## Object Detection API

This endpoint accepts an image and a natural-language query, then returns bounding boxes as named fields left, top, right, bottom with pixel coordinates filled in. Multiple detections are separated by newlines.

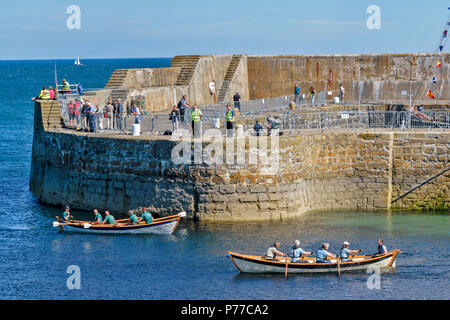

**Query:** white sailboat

left=74, top=56, right=83, bottom=66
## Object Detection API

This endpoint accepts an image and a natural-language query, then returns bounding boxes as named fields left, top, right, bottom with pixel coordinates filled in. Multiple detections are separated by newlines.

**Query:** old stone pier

left=30, top=53, right=449, bottom=220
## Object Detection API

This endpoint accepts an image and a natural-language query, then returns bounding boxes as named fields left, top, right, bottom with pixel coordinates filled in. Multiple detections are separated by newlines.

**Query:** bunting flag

left=436, top=60, right=442, bottom=67
left=427, top=89, right=435, bottom=99
left=432, top=75, right=437, bottom=83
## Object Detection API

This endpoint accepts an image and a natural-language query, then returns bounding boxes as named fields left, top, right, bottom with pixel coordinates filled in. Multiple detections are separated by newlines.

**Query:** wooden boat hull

left=227, top=250, right=399, bottom=274
left=55, top=213, right=183, bottom=235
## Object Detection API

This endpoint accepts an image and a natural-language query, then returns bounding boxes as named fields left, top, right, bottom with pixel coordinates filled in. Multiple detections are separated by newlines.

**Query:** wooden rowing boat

left=227, top=250, right=400, bottom=274
left=53, top=212, right=186, bottom=235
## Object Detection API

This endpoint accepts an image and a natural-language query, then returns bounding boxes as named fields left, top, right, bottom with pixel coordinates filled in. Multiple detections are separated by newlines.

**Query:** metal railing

left=59, top=107, right=450, bottom=134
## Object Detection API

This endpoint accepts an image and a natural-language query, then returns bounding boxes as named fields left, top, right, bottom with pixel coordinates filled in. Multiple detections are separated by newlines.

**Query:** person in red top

left=49, top=86, right=55, bottom=100
left=68, top=101, right=76, bottom=128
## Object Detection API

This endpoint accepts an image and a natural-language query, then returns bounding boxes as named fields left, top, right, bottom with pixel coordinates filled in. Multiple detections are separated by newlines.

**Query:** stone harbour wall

left=30, top=102, right=449, bottom=220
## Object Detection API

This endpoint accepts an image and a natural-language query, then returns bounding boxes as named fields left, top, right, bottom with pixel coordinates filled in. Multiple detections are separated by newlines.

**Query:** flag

left=432, top=75, right=437, bottom=83
left=427, top=89, right=435, bottom=99
left=436, top=60, right=442, bottom=68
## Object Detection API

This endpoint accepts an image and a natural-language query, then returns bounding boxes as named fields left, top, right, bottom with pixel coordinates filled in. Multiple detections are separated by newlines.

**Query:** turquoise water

left=0, top=59, right=448, bottom=299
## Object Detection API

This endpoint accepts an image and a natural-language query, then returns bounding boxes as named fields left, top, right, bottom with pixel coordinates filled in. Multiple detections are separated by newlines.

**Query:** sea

left=0, top=58, right=448, bottom=300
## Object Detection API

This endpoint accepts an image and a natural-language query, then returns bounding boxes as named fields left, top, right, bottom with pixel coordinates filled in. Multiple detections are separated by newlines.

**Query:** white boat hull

left=228, top=251, right=399, bottom=274
left=62, top=219, right=178, bottom=235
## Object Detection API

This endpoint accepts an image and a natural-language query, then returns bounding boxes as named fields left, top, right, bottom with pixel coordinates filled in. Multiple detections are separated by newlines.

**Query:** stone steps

left=105, top=69, right=129, bottom=88
left=217, top=55, right=242, bottom=102
left=171, top=55, right=201, bottom=86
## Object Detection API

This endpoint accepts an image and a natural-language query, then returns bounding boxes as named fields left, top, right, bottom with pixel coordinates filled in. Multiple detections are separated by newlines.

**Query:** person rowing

left=125, top=210, right=139, bottom=225
left=91, top=209, right=102, bottom=225
left=265, top=241, right=286, bottom=260
left=138, top=208, right=153, bottom=224
left=339, top=241, right=362, bottom=262
left=101, top=210, right=116, bottom=225
left=315, top=242, right=337, bottom=263
left=290, top=240, right=313, bottom=262
left=62, top=205, right=73, bottom=222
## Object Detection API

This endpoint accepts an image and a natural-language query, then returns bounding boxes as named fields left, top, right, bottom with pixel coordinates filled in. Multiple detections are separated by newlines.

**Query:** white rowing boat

left=227, top=250, right=399, bottom=274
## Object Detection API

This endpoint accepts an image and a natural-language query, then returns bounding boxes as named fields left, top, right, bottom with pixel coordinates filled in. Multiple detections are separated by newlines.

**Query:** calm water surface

left=0, top=59, right=448, bottom=299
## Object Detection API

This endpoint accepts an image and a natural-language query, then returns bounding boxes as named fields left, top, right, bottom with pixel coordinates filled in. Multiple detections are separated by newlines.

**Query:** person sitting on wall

left=91, top=209, right=103, bottom=225
left=315, top=242, right=337, bottom=263
left=412, top=105, right=432, bottom=122
left=32, top=86, right=51, bottom=100
left=265, top=241, right=287, bottom=260
left=61, top=79, right=71, bottom=93
left=138, top=209, right=153, bottom=224
left=101, top=210, right=116, bottom=225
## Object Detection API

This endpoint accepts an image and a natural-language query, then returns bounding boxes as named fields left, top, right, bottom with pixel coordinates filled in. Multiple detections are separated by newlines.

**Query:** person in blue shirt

left=290, top=240, right=313, bottom=262
left=62, top=205, right=72, bottom=222
left=91, top=209, right=102, bottom=225
left=177, top=95, right=191, bottom=122
left=340, top=241, right=362, bottom=262
left=316, top=242, right=337, bottom=263
left=138, top=209, right=153, bottom=224
left=125, top=210, right=139, bottom=225
left=294, top=83, right=301, bottom=104
left=254, top=121, right=263, bottom=136
left=375, top=238, right=388, bottom=256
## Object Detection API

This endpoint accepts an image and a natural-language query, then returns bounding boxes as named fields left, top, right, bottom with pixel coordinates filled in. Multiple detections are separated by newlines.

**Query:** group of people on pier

left=62, top=206, right=153, bottom=226
left=266, top=239, right=388, bottom=263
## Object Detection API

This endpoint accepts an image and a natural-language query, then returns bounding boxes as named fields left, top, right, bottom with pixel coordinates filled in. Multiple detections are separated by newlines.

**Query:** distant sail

left=75, top=56, right=81, bottom=65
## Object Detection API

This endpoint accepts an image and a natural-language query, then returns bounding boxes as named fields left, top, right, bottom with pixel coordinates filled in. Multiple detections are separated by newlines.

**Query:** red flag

left=436, top=60, right=442, bottom=68
left=426, top=89, right=435, bottom=99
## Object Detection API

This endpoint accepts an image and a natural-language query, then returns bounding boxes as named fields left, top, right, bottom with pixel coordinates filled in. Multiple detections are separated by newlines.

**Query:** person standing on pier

left=339, top=83, right=345, bottom=104
left=178, top=95, right=191, bottom=123
left=233, top=90, right=241, bottom=112
left=170, top=105, right=180, bottom=132
left=309, top=87, right=316, bottom=105
left=225, top=104, right=235, bottom=138
left=191, top=104, right=202, bottom=138
left=88, top=103, right=97, bottom=132
left=106, top=98, right=114, bottom=130
left=294, top=83, right=301, bottom=104
left=116, top=99, right=124, bottom=131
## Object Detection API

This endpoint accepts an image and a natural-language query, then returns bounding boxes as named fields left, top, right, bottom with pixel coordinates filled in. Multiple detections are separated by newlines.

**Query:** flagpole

left=54, top=63, right=58, bottom=98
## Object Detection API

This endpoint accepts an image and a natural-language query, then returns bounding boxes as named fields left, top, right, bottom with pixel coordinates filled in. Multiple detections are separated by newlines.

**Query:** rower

left=125, top=210, right=139, bottom=225
left=374, top=238, right=388, bottom=256
left=316, top=242, right=337, bottom=263
left=138, top=209, right=153, bottom=224
left=340, top=241, right=362, bottom=262
left=101, top=210, right=116, bottom=225
left=265, top=241, right=286, bottom=260
left=62, top=205, right=72, bottom=222
left=290, top=240, right=313, bottom=262
left=91, top=209, right=102, bottom=225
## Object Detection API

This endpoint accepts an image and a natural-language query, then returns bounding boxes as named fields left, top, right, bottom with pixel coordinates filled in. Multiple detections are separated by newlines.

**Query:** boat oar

left=285, top=257, right=289, bottom=280
left=337, top=257, right=341, bottom=279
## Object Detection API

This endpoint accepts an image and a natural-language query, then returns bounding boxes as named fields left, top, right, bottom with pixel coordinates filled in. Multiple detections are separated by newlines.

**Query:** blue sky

left=0, top=0, right=449, bottom=59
